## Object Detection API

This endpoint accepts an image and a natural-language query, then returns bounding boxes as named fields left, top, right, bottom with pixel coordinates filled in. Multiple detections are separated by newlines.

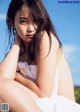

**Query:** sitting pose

left=0, top=0, right=80, bottom=112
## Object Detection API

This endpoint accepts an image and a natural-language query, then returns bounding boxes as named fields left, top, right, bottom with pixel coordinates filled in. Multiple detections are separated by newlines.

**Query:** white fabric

left=17, top=61, right=80, bottom=112
left=36, top=95, right=80, bottom=112
left=56, top=95, right=80, bottom=112
left=17, top=61, right=37, bottom=80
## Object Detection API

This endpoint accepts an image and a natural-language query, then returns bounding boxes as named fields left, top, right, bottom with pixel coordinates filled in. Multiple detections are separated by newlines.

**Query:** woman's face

left=14, top=5, right=38, bottom=43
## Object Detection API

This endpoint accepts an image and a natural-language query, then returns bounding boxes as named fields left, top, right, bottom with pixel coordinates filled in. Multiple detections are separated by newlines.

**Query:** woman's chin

left=24, top=39, right=32, bottom=43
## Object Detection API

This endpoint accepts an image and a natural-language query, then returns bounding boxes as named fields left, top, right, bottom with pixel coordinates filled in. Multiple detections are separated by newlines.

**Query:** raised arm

left=0, top=34, right=21, bottom=79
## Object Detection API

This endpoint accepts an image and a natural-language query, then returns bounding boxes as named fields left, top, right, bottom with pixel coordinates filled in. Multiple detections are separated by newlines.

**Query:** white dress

left=17, top=61, right=80, bottom=112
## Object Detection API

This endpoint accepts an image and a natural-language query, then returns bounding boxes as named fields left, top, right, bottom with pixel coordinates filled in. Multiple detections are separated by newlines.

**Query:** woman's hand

left=15, top=72, right=35, bottom=87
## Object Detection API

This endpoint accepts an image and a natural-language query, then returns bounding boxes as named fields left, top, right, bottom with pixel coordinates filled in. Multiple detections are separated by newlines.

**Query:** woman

left=0, top=0, right=80, bottom=112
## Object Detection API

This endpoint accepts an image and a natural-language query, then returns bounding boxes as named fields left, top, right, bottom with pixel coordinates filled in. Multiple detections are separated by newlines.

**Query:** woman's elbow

left=38, top=89, right=52, bottom=98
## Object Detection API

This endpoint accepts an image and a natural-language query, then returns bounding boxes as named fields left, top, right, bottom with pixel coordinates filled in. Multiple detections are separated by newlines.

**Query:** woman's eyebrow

left=20, top=17, right=28, bottom=19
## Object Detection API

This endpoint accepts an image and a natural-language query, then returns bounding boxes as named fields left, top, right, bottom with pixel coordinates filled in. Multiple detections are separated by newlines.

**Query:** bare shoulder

left=40, top=31, right=59, bottom=49
left=39, top=31, right=59, bottom=60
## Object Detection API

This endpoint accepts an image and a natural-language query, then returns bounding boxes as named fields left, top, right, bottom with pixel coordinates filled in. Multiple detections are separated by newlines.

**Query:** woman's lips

left=27, top=32, right=35, bottom=37
left=26, top=34, right=34, bottom=38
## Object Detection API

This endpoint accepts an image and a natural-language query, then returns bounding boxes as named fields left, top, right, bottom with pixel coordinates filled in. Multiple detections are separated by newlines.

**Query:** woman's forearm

left=0, top=44, right=20, bottom=79
left=15, top=73, right=43, bottom=97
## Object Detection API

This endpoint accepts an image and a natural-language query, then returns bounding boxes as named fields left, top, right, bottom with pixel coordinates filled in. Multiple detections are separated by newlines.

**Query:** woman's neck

left=23, top=41, right=30, bottom=51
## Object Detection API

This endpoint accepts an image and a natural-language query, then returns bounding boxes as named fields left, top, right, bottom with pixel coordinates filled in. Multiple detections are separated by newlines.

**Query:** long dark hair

left=6, top=0, right=62, bottom=63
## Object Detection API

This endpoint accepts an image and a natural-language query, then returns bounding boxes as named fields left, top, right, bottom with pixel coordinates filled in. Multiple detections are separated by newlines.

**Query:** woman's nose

left=27, top=25, right=34, bottom=32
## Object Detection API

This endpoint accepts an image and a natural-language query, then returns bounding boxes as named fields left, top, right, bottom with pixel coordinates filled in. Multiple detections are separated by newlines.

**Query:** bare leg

left=0, top=77, right=42, bottom=112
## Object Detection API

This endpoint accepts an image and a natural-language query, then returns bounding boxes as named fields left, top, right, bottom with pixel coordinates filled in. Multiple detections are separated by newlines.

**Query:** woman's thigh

left=0, top=77, right=41, bottom=112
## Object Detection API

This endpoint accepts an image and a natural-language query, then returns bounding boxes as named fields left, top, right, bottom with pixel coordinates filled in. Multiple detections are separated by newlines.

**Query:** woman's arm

left=15, top=72, right=42, bottom=96
left=35, top=31, right=59, bottom=97
left=15, top=31, right=59, bottom=98
left=0, top=34, right=20, bottom=79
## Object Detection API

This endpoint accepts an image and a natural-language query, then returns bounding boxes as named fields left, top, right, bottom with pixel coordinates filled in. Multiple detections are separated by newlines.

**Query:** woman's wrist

left=12, top=44, right=20, bottom=52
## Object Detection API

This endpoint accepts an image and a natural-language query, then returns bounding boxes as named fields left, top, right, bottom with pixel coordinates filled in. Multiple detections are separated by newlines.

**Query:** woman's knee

left=0, top=77, right=14, bottom=103
left=0, top=77, right=11, bottom=95
left=0, top=77, right=6, bottom=88
left=0, top=77, right=7, bottom=101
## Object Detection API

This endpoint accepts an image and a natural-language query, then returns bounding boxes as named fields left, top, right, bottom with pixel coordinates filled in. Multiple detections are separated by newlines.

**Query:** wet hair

left=6, top=0, right=62, bottom=63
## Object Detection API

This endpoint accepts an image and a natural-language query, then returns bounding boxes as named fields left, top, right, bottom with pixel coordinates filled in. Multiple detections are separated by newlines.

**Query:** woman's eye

left=20, top=19, right=27, bottom=24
